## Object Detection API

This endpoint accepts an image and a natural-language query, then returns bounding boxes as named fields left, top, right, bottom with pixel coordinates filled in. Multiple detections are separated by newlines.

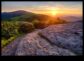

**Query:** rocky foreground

left=2, top=21, right=83, bottom=56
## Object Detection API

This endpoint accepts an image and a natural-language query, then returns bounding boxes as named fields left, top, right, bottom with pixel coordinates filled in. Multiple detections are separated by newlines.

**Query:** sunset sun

left=50, top=8, right=59, bottom=16
left=51, top=10, right=57, bottom=16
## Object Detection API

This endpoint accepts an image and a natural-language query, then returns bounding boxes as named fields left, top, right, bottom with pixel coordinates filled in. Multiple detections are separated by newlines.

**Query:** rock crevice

left=2, top=21, right=83, bottom=56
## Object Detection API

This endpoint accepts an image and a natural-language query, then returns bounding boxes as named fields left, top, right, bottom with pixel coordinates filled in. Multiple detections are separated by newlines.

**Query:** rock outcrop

left=2, top=21, right=83, bottom=56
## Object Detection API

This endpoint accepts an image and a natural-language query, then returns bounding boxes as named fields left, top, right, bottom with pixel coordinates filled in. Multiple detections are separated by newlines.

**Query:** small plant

left=32, top=20, right=46, bottom=29
left=19, top=22, right=35, bottom=33
left=1, top=21, right=20, bottom=48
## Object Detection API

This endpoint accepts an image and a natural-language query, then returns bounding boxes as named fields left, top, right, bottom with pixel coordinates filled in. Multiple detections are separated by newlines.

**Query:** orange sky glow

left=2, top=1, right=82, bottom=16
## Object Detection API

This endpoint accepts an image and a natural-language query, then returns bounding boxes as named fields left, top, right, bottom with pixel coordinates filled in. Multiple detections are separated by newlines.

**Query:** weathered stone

left=39, top=21, right=83, bottom=55
left=2, top=21, right=83, bottom=56
left=15, top=31, right=75, bottom=56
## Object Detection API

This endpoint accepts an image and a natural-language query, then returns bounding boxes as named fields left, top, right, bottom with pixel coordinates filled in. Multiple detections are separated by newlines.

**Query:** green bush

left=32, top=20, right=46, bottom=29
left=1, top=21, right=20, bottom=48
left=1, top=20, right=36, bottom=48
left=19, top=22, right=35, bottom=33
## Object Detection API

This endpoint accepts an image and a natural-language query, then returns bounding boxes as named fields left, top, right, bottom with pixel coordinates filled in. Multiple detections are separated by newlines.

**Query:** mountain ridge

left=2, top=10, right=82, bottom=22
left=1, top=10, right=35, bottom=20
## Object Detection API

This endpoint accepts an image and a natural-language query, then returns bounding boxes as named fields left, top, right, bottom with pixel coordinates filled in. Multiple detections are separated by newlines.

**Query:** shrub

left=1, top=21, right=20, bottom=48
left=54, top=17, right=67, bottom=24
left=32, top=20, right=46, bottom=29
left=19, top=22, right=35, bottom=33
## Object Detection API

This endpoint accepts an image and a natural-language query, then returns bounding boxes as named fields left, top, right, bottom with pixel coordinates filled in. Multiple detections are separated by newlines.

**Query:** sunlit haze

left=1, top=1, right=82, bottom=16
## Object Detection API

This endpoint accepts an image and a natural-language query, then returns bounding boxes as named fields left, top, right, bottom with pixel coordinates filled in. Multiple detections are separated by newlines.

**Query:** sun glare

left=50, top=8, right=58, bottom=16
left=51, top=10, right=57, bottom=16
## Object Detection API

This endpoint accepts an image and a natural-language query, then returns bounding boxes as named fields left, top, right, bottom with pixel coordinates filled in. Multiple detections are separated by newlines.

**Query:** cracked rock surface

left=2, top=21, right=83, bottom=56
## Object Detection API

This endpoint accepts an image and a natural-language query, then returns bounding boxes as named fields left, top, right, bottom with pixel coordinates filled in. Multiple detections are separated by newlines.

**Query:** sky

left=1, top=1, right=83, bottom=16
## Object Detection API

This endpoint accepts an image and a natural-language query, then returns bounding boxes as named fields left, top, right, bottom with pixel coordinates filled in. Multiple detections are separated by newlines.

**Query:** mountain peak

left=12, top=10, right=28, bottom=13
left=1, top=10, right=35, bottom=20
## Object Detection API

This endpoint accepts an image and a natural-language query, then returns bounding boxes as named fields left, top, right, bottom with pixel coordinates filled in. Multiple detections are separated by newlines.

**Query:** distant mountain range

left=1, top=10, right=82, bottom=22
left=1, top=10, right=52, bottom=22
left=59, top=15, right=82, bottom=22
left=1, top=10, right=35, bottom=20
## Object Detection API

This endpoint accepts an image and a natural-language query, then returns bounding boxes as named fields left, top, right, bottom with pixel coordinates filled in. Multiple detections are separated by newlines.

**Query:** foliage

left=1, top=20, right=35, bottom=48
left=18, top=22, right=35, bottom=33
left=32, top=20, right=46, bottom=29
left=1, top=21, right=20, bottom=47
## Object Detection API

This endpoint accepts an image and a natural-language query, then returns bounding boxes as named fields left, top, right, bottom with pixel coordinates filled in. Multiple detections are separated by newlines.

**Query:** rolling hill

left=1, top=10, right=82, bottom=22
left=1, top=10, right=35, bottom=20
